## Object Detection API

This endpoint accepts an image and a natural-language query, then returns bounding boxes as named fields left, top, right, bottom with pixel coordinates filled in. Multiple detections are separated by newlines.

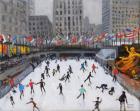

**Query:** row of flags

left=93, top=27, right=140, bottom=43
left=0, top=34, right=45, bottom=47
left=0, top=26, right=140, bottom=47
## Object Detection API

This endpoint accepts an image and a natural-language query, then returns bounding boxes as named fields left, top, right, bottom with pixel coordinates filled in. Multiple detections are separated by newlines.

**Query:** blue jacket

left=19, top=84, right=24, bottom=92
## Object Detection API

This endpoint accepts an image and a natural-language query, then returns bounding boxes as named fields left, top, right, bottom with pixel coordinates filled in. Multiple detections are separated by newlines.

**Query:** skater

left=36, top=79, right=46, bottom=93
left=77, top=85, right=86, bottom=100
left=118, top=91, right=128, bottom=111
left=8, top=77, right=15, bottom=91
left=112, top=66, right=119, bottom=82
left=28, top=79, right=35, bottom=94
left=59, top=74, right=66, bottom=81
left=65, top=72, right=70, bottom=82
left=84, top=72, right=93, bottom=84
left=26, top=98, right=40, bottom=111
left=46, top=60, right=50, bottom=67
left=45, top=65, right=50, bottom=77
left=41, top=73, right=45, bottom=80
left=96, top=84, right=108, bottom=92
left=52, top=69, right=57, bottom=76
left=18, top=83, right=24, bottom=99
left=57, top=83, right=63, bottom=95
left=92, top=63, right=98, bottom=73
left=92, top=97, right=102, bottom=111
left=108, top=87, right=115, bottom=95
left=57, top=64, right=60, bottom=73
left=10, top=95, right=15, bottom=106
left=80, top=63, right=86, bottom=72
left=68, top=65, right=73, bottom=74
left=84, top=60, right=88, bottom=67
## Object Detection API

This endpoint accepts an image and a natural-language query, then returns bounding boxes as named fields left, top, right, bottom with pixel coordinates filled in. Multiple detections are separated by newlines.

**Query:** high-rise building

left=28, top=16, right=53, bottom=38
left=83, top=17, right=95, bottom=34
left=102, top=0, right=140, bottom=34
left=53, top=0, right=83, bottom=36
left=28, top=0, right=35, bottom=15
left=0, top=0, right=34, bottom=35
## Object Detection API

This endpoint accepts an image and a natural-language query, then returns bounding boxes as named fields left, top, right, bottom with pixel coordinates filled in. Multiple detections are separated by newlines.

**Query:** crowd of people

left=1, top=57, right=129, bottom=111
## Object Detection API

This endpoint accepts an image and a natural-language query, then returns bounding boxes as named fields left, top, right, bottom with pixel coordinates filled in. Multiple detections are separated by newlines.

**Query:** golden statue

left=116, top=46, right=140, bottom=74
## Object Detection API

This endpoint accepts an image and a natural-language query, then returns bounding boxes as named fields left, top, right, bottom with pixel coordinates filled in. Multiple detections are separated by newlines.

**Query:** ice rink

left=0, top=59, right=139, bottom=111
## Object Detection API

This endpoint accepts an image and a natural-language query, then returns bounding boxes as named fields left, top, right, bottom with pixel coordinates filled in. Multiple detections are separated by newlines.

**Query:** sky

left=35, top=0, right=102, bottom=25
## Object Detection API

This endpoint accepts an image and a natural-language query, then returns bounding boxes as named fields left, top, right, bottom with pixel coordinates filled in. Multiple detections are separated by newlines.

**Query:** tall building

left=53, top=0, right=83, bottom=36
left=102, top=0, right=140, bottom=34
left=28, top=0, right=35, bottom=15
left=83, top=16, right=95, bottom=34
left=0, top=0, right=34, bottom=35
left=28, top=16, right=53, bottom=38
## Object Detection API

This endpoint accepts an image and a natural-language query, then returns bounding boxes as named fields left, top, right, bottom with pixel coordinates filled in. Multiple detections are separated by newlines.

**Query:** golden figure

left=116, top=46, right=140, bottom=74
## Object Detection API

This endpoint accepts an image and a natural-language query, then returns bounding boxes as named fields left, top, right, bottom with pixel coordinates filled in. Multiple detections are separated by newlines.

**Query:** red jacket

left=112, top=68, right=119, bottom=75
left=29, top=81, right=34, bottom=87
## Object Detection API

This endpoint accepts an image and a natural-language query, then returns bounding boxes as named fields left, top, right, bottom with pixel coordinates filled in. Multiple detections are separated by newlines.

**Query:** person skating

left=112, top=66, right=119, bottom=82
left=36, top=79, right=46, bottom=94
left=68, top=65, right=73, bottom=74
left=57, top=83, right=63, bottom=95
left=52, top=69, right=57, bottom=76
left=84, top=60, right=88, bottom=67
left=108, top=87, right=115, bottom=95
left=59, top=74, right=66, bottom=81
left=92, top=97, right=102, bottom=111
left=96, top=84, right=108, bottom=93
left=65, top=72, right=70, bottom=82
left=41, top=73, right=45, bottom=80
left=57, top=64, right=60, bottom=73
left=46, top=60, right=50, bottom=67
left=28, top=79, right=35, bottom=94
left=18, top=83, right=25, bottom=100
left=84, top=72, right=93, bottom=84
left=77, top=85, right=86, bottom=100
left=92, top=63, right=98, bottom=73
left=10, top=95, right=15, bottom=106
left=80, top=63, right=86, bottom=72
left=26, top=98, right=40, bottom=111
left=45, top=65, right=50, bottom=77
left=118, top=91, right=128, bottom=111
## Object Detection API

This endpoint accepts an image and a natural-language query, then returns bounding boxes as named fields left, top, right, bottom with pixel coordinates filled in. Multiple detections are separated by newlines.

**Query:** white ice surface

left=0, top=59, right=139, bottom=111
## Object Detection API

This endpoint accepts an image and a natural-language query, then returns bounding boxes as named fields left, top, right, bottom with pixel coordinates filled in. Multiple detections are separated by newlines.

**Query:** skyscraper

left=0, top=0, right=35, bottom=35
left=53, top=0, right=83, bottom=36
left=102, top=0, right=140, bottom=34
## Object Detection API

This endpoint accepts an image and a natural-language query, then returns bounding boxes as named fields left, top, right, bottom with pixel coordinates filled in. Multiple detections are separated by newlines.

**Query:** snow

left=0, top=59, right=139, bottom=111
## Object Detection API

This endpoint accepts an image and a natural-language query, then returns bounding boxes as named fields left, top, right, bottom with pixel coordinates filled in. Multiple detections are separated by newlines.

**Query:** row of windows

left=55, top=9, right=82, bottom=15
left=55, top=16, right=82, bottom=21
left=29, top=27, right=48, bottom=31
left=29, top=22, right=47, bottom=26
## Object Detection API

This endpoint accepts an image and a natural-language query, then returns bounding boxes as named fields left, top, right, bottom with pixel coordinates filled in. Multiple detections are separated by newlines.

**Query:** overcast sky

left=35, top=0, right=102, bottom=25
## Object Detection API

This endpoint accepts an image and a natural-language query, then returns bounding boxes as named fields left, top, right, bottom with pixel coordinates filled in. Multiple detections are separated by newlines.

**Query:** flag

left=106, top=34, right=115, bottom=40
left=125, top=32, right=136, bottom=39
left=116, top=32, right=124, bottom=38
left=126, top=28, right=132, bottom=32
left=0, top=34, right=3, bottom=42
left=71, top=36, right=77, bottom=44
left=25, top=36, right=33, bottom=42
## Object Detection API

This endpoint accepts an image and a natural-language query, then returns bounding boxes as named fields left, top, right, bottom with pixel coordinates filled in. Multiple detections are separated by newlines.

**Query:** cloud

left=35, top=0, right=102, bottom=25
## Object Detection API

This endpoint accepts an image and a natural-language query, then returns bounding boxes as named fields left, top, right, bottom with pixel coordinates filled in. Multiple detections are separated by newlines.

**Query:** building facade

left=0, top=0, right=34, bottom=35
left=102, top=0, right=140, bottom=34
left=28, top=16, right=53, bottom=38
left=83, top=16, right=95, bottom=35
left=53, top=0, right=83, bottom=36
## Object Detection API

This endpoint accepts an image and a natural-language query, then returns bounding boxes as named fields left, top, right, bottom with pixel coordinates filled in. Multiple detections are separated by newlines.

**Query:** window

left=60, top=11, right=62, bottom=15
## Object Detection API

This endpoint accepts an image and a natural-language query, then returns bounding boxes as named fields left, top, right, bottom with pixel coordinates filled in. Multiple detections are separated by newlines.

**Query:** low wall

left=0, top=62, right=37, bottom=99
left=117, top=74, right=140, bottom=99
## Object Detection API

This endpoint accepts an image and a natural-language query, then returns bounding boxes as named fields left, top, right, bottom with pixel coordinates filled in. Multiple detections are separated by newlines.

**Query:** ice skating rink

left=0, top=59, right=139, bottom=111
